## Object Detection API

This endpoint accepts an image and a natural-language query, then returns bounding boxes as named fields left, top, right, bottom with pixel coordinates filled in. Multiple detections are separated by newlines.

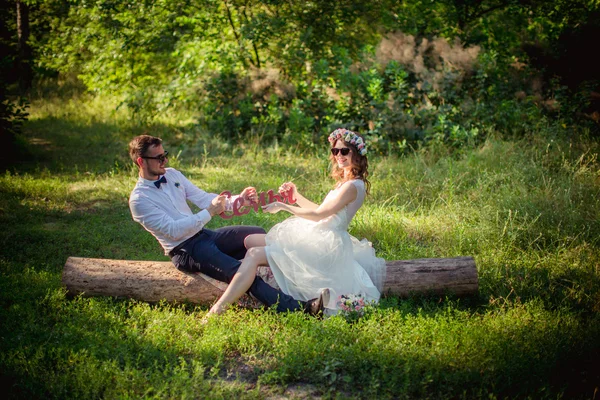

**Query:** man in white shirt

left=128, top=135, right=326, bottom=315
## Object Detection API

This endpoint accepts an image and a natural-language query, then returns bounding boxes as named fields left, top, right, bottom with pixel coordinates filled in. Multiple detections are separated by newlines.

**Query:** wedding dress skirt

left=264, top=209, right=386, bottom=312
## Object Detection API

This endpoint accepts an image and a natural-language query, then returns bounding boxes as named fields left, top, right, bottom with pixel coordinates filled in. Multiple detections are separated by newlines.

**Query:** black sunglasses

left=142, top=150, right=169, bottom=163
left=331, top=148, right=351, bottom=156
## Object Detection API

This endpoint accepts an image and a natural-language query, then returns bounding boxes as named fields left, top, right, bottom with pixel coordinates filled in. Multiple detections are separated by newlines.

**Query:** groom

left=128, top=134, right=326, bottom=314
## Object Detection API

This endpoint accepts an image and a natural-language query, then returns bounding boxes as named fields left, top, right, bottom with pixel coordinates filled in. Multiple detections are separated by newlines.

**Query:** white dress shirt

left=129, top=167, right=237, bottom=255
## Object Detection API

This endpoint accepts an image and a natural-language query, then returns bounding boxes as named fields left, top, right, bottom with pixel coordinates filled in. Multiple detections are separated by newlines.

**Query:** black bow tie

left=154, top=176, right=167, bottom=188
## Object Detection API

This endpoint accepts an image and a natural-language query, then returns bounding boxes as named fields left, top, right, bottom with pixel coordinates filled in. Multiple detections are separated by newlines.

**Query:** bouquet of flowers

left=336, top=293, right=366, bottom=316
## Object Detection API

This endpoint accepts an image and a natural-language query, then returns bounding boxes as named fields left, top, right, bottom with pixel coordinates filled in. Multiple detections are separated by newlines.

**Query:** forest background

left=1, top=0, right=600, bottom=398
left=3, top=0, right=599, bottom=152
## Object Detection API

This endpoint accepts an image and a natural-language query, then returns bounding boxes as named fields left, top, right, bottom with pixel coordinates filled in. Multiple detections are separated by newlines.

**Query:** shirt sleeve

left=130, top=197, right=212, bottom=242
left=177, top=170, right=239, bottom=211
left=175, top=171, right=217, bottom=209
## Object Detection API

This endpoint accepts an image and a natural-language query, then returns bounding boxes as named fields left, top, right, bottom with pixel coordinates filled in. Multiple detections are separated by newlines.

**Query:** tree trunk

left=62, top=256, right=478, bottom=305
left=16, top=0, right=32, bottom=93
left=383, top=257, right=478, bottom=296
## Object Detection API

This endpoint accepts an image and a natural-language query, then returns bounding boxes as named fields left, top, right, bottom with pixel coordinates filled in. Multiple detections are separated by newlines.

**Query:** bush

left=0, top=86, right=30, bottom=169
left=195, top=32, right=557, bottom=154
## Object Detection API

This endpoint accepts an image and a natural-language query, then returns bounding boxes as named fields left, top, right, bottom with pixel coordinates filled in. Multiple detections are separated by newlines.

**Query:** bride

left=207, top=128, right=386, bottom=317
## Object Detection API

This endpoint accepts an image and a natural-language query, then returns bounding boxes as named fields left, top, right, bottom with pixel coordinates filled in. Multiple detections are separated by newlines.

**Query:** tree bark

left=383, top=257, right=478, bottom=297
left=62, top=256, right=478, bottom=305
left=16, top=0, right=32, bottom=94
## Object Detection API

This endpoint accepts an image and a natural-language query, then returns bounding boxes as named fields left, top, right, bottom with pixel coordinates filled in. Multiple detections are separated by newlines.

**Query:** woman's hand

left=262, top=201, right=287, bottom=214
left=278, top=182, right=297, bottom=198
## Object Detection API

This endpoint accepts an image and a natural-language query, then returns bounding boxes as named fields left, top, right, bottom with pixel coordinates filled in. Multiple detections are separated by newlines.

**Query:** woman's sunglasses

left=331, top=148, right=351, bottom=156
left=142, top=150, right=169, bottom=163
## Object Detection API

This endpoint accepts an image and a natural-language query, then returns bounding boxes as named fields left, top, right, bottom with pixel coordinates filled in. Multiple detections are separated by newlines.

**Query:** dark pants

left=170, top=225, right=304, bottom=312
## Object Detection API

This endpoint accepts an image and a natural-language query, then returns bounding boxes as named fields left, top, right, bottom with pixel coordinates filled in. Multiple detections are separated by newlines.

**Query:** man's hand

left=240, top=187, right=258, bottom=206
left=207, top=195, right=227, bottom=216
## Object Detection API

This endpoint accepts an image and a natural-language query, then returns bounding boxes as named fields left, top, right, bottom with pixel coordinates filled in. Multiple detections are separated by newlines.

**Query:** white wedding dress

left=264, top=179, right=386, bottom=313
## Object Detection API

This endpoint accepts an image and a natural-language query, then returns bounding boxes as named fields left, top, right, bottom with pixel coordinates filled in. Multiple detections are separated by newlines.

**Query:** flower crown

left=327, top=128, right=367, bottom=156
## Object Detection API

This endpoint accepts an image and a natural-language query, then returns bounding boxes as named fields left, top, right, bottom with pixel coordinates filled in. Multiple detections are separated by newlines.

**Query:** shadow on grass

left=4, top=116, right=199, bottom=174
left=2, top=268, right=599, bottom=399
left=0, top=184, right=223, bottom=396
left=0, top=185, right=163, bottom=272
left=479, top=257, right=600, bottom=315
left=0, top=291, right=228, bottom=399
left=213, top=305, right=600, bottom=399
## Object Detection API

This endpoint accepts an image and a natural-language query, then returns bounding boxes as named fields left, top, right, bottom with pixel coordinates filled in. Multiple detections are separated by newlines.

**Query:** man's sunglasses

left=142, top=150, right=169, bottom=163
left=331, top=148, right=351, bottom=156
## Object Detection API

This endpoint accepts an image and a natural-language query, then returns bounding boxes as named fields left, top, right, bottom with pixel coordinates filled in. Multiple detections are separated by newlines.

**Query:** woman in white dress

left=206, top=129, right=386, bottom=317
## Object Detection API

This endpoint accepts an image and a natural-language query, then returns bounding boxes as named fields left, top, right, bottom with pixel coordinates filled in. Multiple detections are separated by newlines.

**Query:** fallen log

left=62, top=256, right=478, bottom=305
left=383, top=257, right=478, bottom=297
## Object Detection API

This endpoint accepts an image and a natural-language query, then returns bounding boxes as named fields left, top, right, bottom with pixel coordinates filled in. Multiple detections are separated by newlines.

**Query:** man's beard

left=149, top=165, right=165, bottom=177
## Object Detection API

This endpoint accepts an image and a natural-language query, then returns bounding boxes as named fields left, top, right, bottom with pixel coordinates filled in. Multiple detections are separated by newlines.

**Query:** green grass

left=1, top=94, right=599, bottom=399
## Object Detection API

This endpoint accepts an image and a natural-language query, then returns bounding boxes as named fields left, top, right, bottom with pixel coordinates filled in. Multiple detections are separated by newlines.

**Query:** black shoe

left=304, top=288, right=330, bottom=317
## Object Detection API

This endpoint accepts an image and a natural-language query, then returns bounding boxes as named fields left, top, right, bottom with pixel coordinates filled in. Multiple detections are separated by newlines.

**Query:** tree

left=16, top=0, right=32, bottom=93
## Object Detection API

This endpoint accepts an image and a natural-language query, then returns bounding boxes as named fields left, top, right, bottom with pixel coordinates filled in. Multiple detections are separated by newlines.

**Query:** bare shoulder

left=338, top=179, right=364, bottom=192
left=336, top=181, right=358, bottom=201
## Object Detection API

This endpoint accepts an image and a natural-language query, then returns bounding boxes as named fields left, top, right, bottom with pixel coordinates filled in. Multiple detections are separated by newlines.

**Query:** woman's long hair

left=330, top=138, right=371, bottom=195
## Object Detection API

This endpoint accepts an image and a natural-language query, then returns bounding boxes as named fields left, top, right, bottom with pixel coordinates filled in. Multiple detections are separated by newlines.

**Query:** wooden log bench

left=62, top=256, right=478, bottom=305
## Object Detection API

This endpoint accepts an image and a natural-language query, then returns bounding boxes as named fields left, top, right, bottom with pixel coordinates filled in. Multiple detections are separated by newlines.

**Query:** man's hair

left=129, top=135, right=162, bottom=164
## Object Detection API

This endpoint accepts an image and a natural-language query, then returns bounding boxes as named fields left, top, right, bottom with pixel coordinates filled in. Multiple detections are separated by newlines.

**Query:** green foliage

left=1, top=89, right=30, bottom=169
left=5, top=0, right=588, bottom=145
left=1, top=94, right=29, bottom=138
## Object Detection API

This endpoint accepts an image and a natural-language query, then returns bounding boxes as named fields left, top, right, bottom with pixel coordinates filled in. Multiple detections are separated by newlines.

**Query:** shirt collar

left=138, top=175, right=163, bottom=188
